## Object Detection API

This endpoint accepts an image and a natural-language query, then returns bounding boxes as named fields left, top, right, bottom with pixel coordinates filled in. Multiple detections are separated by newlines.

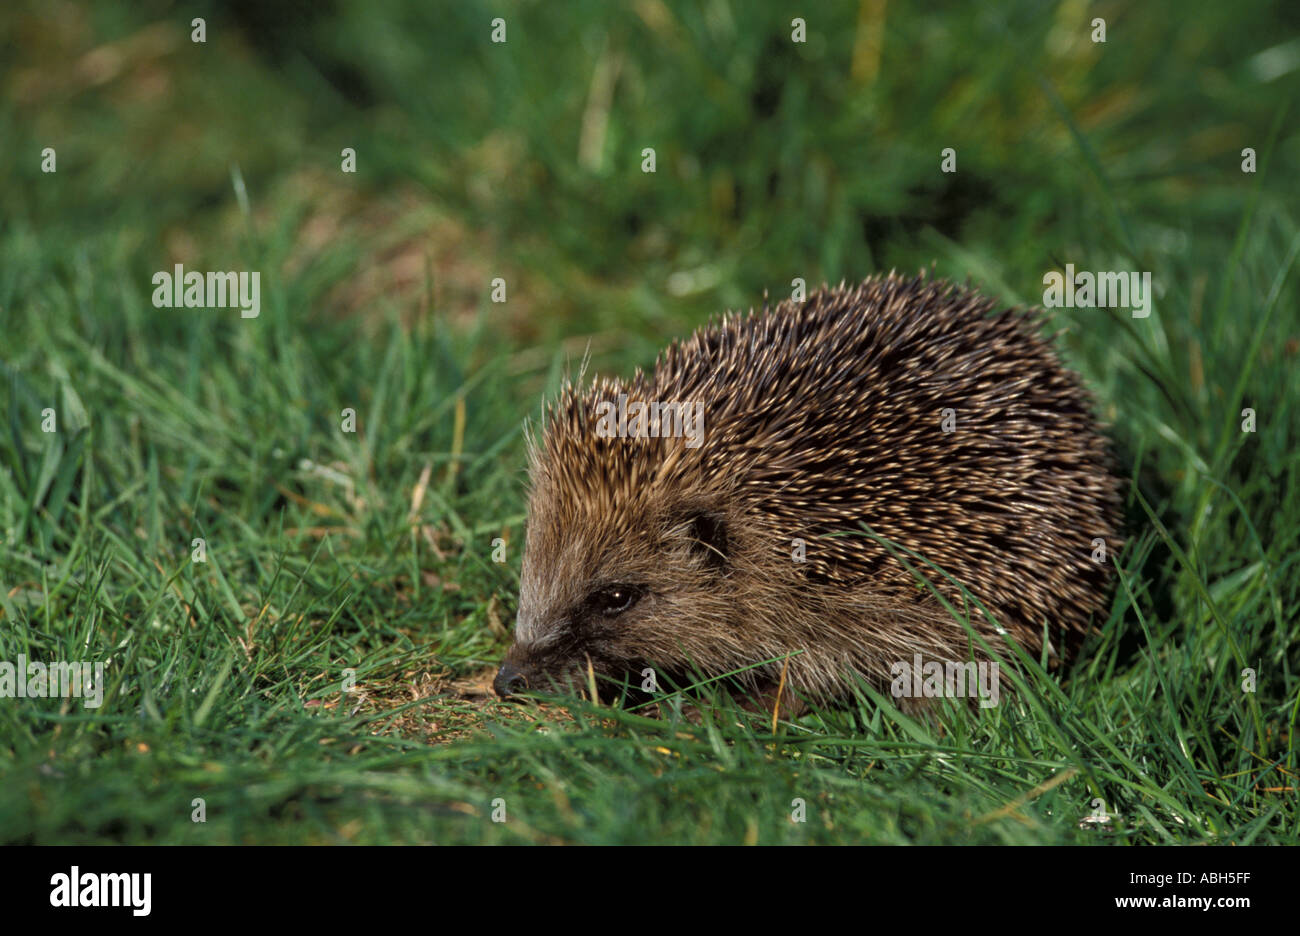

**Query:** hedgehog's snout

left=493, top=660, right=528, bottom=698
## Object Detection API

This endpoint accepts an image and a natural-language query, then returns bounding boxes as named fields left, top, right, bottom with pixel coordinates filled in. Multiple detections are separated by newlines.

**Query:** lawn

left=0, top=0, right=1297, bottom=844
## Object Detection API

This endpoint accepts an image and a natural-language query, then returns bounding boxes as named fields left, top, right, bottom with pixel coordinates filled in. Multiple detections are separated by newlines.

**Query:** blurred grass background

left=0, top=0, right=1297, bottom=844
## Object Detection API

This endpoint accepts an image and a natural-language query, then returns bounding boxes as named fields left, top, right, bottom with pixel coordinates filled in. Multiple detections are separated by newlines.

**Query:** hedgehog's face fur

left=498, top=380, right=747, bottom=699
left=502, top=493, right=737, bottom=699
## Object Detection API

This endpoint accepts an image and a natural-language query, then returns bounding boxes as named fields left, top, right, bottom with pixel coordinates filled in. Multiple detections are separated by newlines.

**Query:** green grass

left=1, top=0, right=1297, bottom=844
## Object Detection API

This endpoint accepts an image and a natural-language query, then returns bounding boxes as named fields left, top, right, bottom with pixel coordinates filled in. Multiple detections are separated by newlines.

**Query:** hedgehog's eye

left=588, top=585, right=642, bottom=617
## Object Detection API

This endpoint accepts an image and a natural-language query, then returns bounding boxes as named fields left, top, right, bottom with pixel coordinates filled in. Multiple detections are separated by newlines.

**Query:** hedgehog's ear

left=684, top=511, right=729, bottom=572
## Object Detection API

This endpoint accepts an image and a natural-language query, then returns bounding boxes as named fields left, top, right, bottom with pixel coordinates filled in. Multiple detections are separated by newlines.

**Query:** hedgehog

left=494, top=273, right=1122, bottom=711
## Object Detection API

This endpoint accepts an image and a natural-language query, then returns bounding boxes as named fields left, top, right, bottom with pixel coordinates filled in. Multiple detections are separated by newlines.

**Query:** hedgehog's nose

left=493, top=662, right=528, bottom=698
